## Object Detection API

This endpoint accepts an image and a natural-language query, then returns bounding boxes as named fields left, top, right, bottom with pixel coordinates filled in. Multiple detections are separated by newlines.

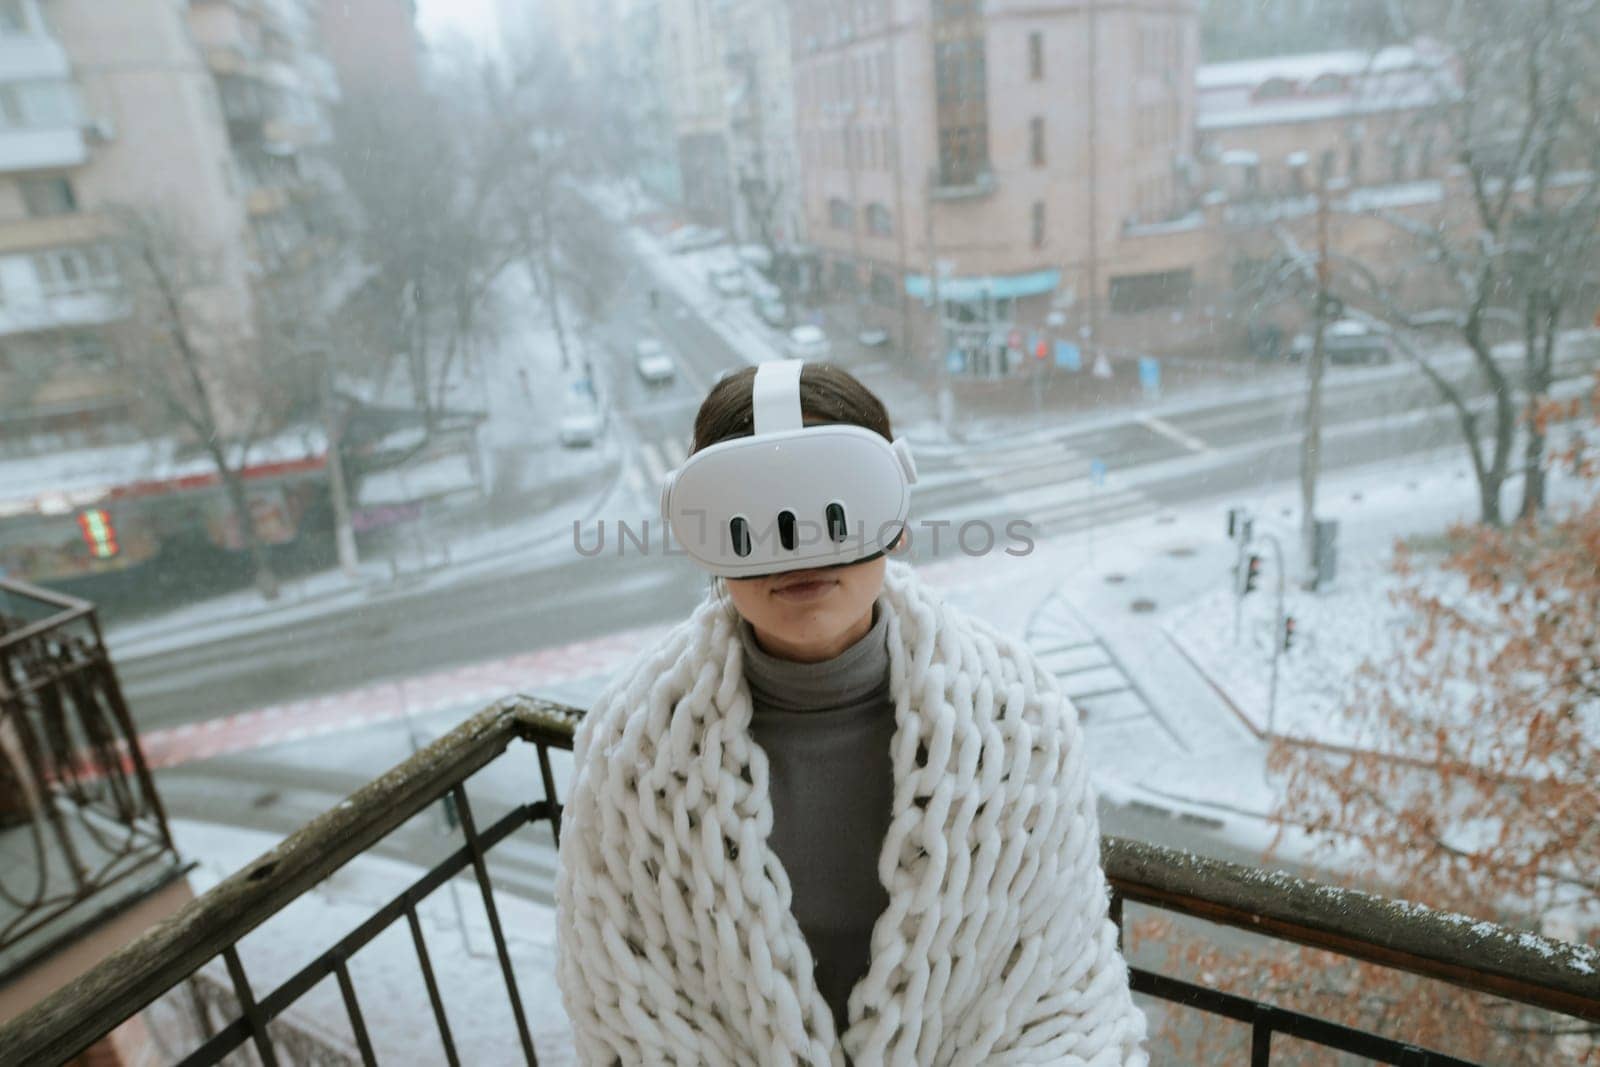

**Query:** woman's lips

left=772, top=576, right=838, bottom=602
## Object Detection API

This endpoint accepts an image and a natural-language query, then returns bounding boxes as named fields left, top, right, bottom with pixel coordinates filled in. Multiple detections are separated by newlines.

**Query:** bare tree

left=104, top=208, right=319, bottom=600
left=1341, top=2, right=1600, bottom=526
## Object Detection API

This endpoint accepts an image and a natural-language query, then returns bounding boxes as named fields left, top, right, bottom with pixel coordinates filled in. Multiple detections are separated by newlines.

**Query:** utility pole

left=320, top=351, right=359, bottom=578
left=1085, top=0, right=1101, bottom=355
left=1299, top=176, right=1332, bottom=589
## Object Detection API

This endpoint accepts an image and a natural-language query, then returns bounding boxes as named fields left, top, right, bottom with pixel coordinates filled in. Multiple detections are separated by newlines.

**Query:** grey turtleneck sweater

left=739, top=599, right=896, bottom=1042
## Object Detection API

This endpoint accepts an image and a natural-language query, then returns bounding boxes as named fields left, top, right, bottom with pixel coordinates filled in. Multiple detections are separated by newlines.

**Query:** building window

left=1028, top=31, right=1043, bottom=80
left=0, top=81, right=77, bottom=129
left=1029, top=116, right=1045, bottom=166
left=0, top=0, right=28, bottom=35
left=1031, top=201, right=1045, bottom=248
left=20, top=175, right=76, bottom=217
left=869, top=268, right=896, bottom=306
left=1109, top=269, right=1193, bottom=314
left=1319, top=148, right=1337, bottom=184
left=828, top=197, right=854, bottom=230
left=33, top=246, right=118, bottom=299
left=866, top=202, right=892, bottom=236
left=831, top=258, right=857, bottom=293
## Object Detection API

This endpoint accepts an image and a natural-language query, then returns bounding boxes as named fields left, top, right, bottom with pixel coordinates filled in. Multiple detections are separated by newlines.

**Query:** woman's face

left=725, top=555, right=886, bottom=663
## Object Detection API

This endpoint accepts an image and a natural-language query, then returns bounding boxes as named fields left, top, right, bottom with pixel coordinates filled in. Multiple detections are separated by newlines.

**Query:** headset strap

left=752, top=359, right=804, bottom=437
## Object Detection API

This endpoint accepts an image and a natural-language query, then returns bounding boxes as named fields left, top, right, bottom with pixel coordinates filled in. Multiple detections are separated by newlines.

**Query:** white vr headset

left=659, top=359, right=918, bottom=579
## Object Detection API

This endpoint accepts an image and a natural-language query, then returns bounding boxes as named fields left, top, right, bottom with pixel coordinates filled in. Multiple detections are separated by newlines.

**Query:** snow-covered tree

left=1341, top=1, right=1600, bottom=526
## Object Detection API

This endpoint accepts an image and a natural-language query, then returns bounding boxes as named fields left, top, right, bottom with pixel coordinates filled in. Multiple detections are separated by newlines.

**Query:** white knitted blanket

left=555, top=561, right=1149, bottom=1065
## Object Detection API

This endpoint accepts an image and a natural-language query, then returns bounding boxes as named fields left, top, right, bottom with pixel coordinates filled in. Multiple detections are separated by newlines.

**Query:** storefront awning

left=905, top=268, right=1061, bottom=302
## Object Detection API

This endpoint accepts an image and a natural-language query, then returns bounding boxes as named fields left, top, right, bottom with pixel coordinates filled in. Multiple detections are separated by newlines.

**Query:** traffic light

left=77, top=509, right=118, bottom=559
left=1242, top=553, right=1263, bottom=595
left=1282, top=614, right=1297, bottom=652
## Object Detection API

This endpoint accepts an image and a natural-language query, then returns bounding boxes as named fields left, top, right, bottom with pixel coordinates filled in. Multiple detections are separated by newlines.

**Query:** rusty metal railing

left=0, top=578, right=181, bottom=978
left=0, top=695, right=1594, bottom=1065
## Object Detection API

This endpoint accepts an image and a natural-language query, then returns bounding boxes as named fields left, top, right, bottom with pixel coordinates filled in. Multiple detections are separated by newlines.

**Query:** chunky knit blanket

left=555, top=561, right=1149, bottom=1065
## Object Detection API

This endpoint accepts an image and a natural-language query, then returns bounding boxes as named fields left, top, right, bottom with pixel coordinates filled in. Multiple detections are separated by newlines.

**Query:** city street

left=110, top=249, right=1600, bottom=735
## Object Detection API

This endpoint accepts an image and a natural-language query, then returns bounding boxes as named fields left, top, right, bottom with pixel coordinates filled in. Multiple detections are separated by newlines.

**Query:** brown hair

left=690, top=362, right=893, bottom=454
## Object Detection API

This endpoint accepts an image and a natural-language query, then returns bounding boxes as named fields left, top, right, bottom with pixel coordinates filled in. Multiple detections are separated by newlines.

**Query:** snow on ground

left=165, top=818, right=576, bottom=1065
left=1162, top=430, right=1599, bottom=751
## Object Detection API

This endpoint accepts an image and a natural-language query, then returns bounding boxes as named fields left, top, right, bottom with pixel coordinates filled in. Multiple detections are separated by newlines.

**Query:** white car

left=710, top=267, right=747, bottom=296
left=635, top=338, right=677, bottom=383
left=857, top=328, right=890, bottom=348
left=559, top=397, right=605, bottom=447
left=785, top=325, right=831, bottom=360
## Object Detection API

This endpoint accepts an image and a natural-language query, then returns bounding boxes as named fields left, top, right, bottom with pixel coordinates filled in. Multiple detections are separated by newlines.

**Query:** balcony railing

left=0, top=579, right=183, bottom=981
left=0, top=696, right=1594, bottom=1065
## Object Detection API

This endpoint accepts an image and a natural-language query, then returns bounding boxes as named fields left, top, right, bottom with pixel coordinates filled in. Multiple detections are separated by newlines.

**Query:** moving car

left=558, top=390, right=605, bottom=447
left=785, top=325, right=831, bottom=360
left=1288, top=320, right=1393, bottom=365
left=665, top=225, right=727, bottom=253
left=756, top=296, right=790, bottom=329
left=635, top=338, right=677, bottom=384
left=709, top=266, right=746, bottom=296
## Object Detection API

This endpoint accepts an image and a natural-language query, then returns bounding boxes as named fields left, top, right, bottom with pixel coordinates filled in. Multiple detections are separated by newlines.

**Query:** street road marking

left=661, top=437, right=687, bottom=468
left=624, top=462, right=645, bottom=495
left=1137, top=413, right=1212, bottom=454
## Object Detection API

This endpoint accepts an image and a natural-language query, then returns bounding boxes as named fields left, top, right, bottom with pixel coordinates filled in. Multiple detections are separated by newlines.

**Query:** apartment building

left=0, top=0, right=346, bottom=456
left=792, top=0, right=1200, bottom=375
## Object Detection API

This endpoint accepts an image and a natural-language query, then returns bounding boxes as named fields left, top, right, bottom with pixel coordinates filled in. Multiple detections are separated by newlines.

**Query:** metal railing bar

left=1250, top=1011, right=1272, bottom=1067
left=0, top=700, right=580, bottom=1067
left=1106, top=838, right=1600, bottom=1023
left=405, top=902, right=462, bottom=1067
left=333, top=956, right=379, bottom=1067
left=536, top=742, right=561, bottom=849
left=0, top=578, right=94, bottom=650
left=221, top=945, right=279, bottom=1067
left=1129, top=968, right=1478, bottom=1066
left=452, top=783, right=539, bottom=1066
left=175, top=802, right=539, bottom=1066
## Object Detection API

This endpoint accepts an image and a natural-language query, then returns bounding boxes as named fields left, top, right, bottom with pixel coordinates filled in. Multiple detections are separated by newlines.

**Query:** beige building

left=0, top=0, right=344, bottom=455
left=793, top=0, right=1201, bottom=375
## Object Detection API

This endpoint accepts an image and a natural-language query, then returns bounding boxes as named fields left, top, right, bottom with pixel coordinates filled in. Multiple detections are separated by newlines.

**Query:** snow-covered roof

left=1196, top=44, right=1446, bottom=88
left=1198, top=42, right=1455, bottom=130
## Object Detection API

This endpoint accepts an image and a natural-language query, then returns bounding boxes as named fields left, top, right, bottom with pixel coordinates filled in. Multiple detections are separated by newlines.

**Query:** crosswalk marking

left=1137, top=413, right=1212, bottom=454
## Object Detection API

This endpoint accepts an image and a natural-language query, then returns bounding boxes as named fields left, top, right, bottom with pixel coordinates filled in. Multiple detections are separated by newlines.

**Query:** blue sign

left=1138, top=356, right=1161, bottom=397
left=1055, top=341, right=1081, bottom=371
left=946, top=349, right=966, bottom=374
left=1090, top=458, right=1107, bottom=486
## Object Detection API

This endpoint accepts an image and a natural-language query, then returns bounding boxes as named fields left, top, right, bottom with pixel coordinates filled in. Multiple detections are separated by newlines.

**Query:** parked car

left=756, top=296, right=791, bottom=329
left=559, top=392, right=605, bottom=447
left=857, top=328, right=890, bottom=348
left=1289, top=320, right=1392, bottom=365
left=709, top=266, right=746, bottom=296
left=785, top=325, right=831, bottom=360
left=666, top=225, right=727, bottom=253
left=635, top=338, right=677, bottom=384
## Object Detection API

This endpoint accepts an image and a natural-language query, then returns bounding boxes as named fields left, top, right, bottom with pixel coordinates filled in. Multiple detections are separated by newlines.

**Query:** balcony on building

left=0, top=581, right=190, bottom=1061
left=0, top=681, right=1592, bottom=1065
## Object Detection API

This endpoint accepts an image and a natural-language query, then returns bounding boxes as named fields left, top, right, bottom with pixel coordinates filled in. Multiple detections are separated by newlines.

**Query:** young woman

left=556, top=362, right=1147, bottom=1066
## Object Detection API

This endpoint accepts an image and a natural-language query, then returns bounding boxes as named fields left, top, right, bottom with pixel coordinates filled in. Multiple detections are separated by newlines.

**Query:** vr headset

left=659, top=359, right=918, bottom=579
